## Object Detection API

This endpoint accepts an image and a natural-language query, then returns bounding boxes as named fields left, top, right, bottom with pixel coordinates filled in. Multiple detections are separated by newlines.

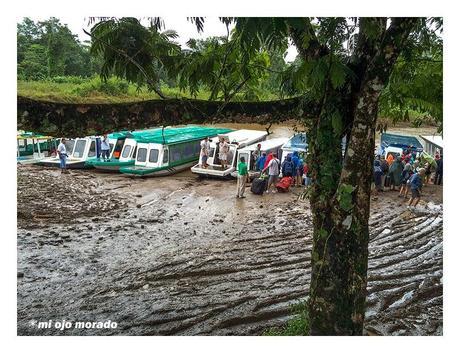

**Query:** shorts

left=268, top=175, right=279, bottom=186
left=411, top=189, right=420, bottom=198
left=201, top=155, right=208, bottom=164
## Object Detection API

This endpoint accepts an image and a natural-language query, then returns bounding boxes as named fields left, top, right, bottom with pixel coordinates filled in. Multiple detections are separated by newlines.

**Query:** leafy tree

left=17, top=44, right=48, bottom=80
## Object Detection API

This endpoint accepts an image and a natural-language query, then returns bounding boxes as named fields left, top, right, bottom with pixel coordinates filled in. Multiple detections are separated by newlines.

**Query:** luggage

left=251, top=177, right=268, bottom=195
left=276, top=176, right=293, bottom=192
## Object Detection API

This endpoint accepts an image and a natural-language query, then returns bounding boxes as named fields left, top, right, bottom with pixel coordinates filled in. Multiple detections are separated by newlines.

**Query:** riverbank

left=17, top=164, right=442, bottom=336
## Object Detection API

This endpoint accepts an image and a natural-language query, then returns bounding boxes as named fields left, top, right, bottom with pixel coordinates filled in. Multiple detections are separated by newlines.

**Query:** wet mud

left=17, top=163, right=443, bottom=336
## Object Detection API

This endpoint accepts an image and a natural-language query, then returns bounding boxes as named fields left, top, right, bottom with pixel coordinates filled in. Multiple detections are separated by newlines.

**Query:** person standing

left=388, top=156, right=403, bottom=191
left=379, top=156, right=389, bottom=190
left=281, top=155, right=295, bottom=177
left=199, top=137, right=210, bottom=168
left=236, top=156, right=248, bottom=198
left=256, top=152, right=267, bottom=172
left=408, top=168, right=426, bottom=210
left=262, top=152, right=280, bottom=193
left=399, top=163, right=413, bottom=198
left=57, top=138, right=69, bottom=174
left=219, top=137, right=229, bottom=169
left=101, top=134, right=111, bottom=161
left=435, top=154, right=443, bottom=185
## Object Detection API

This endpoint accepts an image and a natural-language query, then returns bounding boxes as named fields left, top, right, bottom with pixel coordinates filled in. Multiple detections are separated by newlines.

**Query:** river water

left=17, top=124, right=442, bottom=336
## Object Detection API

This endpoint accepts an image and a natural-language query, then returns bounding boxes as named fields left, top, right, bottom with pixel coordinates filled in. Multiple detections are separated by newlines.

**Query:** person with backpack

left=373, top=160, right=384, bottom=197
left=408, top=168, right=426, bottom=210
left=281, top=155, right=295, bottom=177
left=262, top=152, right=280, bottom=193
left=399, top=162, right=413, bottom=198
left=295, top=158, right=304, bottom=187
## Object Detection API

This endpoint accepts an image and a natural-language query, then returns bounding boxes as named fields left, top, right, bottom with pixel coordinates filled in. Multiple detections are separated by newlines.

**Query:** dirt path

left=17, top=165, right=443, bottom=335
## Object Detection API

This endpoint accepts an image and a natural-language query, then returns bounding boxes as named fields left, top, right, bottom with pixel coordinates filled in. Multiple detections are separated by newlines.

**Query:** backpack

left=283, top=161, right=294, bottom=175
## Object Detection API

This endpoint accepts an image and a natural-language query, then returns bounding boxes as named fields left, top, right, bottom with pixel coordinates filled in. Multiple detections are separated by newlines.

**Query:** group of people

left=199, top=136, right=230, bottom=169
left=236, top=149, right=307, bottom=198
left=372, top=148, right=443, bottom=210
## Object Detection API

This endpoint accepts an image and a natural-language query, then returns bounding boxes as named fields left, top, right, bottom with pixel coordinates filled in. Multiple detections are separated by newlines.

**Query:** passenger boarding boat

left=39, top=137, right=100, bottom=169
left=230, top=137, right=289, bottom=179
left=85, top=129, right=161, bottom=171
left=16, top=131, right=59, bottom=165
left=119, top=126, right=233, bottom=177
left=190, top=129, right=268, bottom=178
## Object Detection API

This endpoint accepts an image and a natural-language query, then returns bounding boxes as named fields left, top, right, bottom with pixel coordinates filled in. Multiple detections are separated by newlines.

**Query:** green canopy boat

left=119, top=126, right=233, bottom=176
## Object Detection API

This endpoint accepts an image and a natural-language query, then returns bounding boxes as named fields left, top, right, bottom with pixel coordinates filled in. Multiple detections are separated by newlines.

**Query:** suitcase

left=251, top=177, right=268, bottom=195
left=276, top=176, right=293, bottom=192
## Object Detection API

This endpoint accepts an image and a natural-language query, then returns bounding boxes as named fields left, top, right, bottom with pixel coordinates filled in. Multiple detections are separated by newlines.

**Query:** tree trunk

left=307, top=18, right=418, bottom=335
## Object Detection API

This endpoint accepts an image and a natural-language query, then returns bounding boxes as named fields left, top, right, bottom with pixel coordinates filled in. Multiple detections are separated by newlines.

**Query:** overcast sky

left=25, top=16, right=298, bottom=62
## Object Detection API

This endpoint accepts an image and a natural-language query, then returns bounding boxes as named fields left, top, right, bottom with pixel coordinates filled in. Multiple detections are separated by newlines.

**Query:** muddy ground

left=17, top=160, right=443, bottom=336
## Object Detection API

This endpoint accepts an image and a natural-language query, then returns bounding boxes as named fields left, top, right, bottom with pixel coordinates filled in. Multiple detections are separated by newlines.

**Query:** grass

left=17, top=77, right=213, bottom=104
left=263, top=300, right=310, bottom=336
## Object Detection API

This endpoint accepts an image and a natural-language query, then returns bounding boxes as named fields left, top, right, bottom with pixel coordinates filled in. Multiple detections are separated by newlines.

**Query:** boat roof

left=282, top=133, right=308, bottom=151
left=420, top=135, right=443, bottom=149
left=213, top=129, right=267, bottom=146
left=380, top=133, right=423, bottom=151
left=134, top=126, right=233, bottom=145
left=238, top=137, right=289, bottom=152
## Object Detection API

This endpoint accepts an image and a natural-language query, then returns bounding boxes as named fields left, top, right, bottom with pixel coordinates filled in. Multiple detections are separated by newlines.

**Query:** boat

left=16, top=131, right=59, bottom=165
left=38, top=136, right=100, bottom=169
left=281, top=133, right=308, bottom=163
left=85, top=128, right=164, bottom=172
left=230, top=137, right=289, bottom=179
left=190, top=129, right=268, bottom=178
left=378, top=133, right=423, bottom=159
left=119, top=126, right=233, bottom=177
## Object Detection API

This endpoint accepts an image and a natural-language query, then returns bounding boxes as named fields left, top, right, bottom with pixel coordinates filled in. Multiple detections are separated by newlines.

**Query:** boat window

left=64, top=140, right=75, bottom=153
left=88, top=141, right=96, bottom=157
left=239, top=152, right=250, bottom=169
left=137, top=148, right=147, bottom=162
left=149, top=149, right=159, bottom=163
left=163, top=149, right=169, bottom=163
left=109, top=143, right=114, bottom=152
left=121, top=145, right=131, bottom=158
left=132, top=146, right=137, bottom=158
left=73, top=140, right=87, bottom=158
left=113, top=139, right=124, bottom=159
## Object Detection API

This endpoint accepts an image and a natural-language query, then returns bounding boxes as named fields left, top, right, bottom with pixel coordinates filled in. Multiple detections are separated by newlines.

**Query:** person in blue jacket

left=256, top=152, right=267, bottom=171
left=407, top=168, right=426, bottom=209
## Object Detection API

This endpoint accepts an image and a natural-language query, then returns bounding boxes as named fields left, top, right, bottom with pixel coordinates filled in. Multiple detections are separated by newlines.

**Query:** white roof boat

left=190, top=129, right=268, bottom=178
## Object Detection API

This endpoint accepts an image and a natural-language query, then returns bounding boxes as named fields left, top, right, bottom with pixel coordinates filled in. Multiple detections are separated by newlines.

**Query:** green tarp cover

left=133, top=126, right=233, bottom=145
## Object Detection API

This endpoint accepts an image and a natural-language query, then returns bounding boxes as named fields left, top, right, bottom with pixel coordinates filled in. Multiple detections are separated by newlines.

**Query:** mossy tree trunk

left=306, top=18, right=418, bottom=335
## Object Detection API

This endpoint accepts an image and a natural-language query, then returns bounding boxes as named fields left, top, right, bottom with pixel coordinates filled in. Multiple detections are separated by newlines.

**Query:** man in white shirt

left=262, top=153, right=280, bottom=193
left=57, top=138, right=69, bottom=174
left=218, top=137, right=229, bottom=169
left=101, top=134, right=111, bottom=161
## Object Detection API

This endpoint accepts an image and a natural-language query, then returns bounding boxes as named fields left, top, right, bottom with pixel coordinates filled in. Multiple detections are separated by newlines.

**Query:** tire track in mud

left=17, top=166, right=443, bottom=336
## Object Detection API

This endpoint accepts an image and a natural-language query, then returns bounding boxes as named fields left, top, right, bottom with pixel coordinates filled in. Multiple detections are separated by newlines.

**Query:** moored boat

left=39, top=136, right=100, bottom=169
left=190, top=129, right=268, bottom=178
left=17, top=131, right=59, bottom=165
left=120, top=126, right=233, bottom=177
left=230, top=137, right=289, bottom=179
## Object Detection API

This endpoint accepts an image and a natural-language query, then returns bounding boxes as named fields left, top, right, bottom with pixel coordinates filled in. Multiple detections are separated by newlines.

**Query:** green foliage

left=264, top=301, right=310, bottom=336
left=337, top=183, right=356, bottom=212
left=17, top=17, right=100, bottom=79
